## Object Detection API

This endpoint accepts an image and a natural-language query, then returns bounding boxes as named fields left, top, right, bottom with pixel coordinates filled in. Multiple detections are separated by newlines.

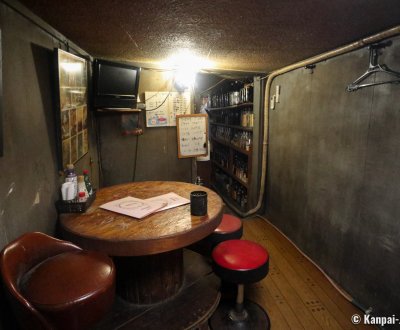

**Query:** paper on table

left=144, top=192, right=190, bottom=212
left=100, top=196, right=168, bottom=219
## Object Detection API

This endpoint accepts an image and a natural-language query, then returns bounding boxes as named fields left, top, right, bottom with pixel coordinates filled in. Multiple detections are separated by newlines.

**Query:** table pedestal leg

left=113, top=249, right=183, bottom=304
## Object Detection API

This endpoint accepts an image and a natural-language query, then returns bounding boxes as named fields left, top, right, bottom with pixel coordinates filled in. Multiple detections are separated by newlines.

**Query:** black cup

left=190, top=191, right=208, bottom=216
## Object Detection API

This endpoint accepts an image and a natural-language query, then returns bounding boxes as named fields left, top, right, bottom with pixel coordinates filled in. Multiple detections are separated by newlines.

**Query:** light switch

left=270, top=95, right=275, bottom=110
left=275, top=85, right=281, bottom=103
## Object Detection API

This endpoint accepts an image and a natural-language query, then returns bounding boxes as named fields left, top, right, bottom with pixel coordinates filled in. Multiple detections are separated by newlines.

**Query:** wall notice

left=176, top=114, right=208, bottom=158
left=145, top=91, right=191, bottom=127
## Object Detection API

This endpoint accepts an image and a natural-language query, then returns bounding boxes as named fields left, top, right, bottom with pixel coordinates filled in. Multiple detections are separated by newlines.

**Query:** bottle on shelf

left=83, top=169, right=94, bottom=196
left=215, top=126, right=232, bottom=143
left=234, top=110, right=240, bottom=126
left=245, top=132, right=252, bottom=151
left=64, top=164, right=78, bottom=199
left=230, top=130, right=252, bottom=151
left=214, top=147, right=230, bottom=169
left=229, top=181, right=248, bottom=209
left=239, top=108, right=254, bottom=128
left=232, top=153, right=248, bottom=183
left=241, top=110, right=248, bottom=127
left=240, top=84, right=253, bottom=103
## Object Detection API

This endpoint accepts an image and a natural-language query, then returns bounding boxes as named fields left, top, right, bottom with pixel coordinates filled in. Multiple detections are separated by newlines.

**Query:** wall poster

left=55, top=49, right=88, bottom=169
left=145, top=91, right=191, bottom=127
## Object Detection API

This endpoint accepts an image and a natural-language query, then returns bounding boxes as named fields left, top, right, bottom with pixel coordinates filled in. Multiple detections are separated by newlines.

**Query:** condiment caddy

left=56, top=164, right=96, bottom=213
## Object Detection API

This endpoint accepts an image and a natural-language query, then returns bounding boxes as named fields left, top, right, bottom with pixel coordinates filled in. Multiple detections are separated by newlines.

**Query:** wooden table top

left=59, top=181, right=224, bottom=256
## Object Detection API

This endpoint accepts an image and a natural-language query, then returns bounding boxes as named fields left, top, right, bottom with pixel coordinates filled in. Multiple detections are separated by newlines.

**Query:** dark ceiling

left=17, top=0, right=400, bottom=74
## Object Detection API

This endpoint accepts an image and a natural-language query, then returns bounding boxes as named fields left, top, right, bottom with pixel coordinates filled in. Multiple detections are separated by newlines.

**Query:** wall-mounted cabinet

left=204, top=77, right=264, bottom=214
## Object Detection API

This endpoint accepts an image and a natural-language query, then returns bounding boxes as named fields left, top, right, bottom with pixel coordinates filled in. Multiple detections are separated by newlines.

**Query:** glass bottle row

left=212, top=107, right=254, bottom=128
left=213, top=147, right=230, bottom=170
left=232, top=153, right=248, bottom=183
left=231, top=130, right=252, bottom=151
left=208, top=85, right=253, bottom=108
left=230, top=181, right=248, bottom=209
left=213, top=126, right=253, bottom=151
left=212, top=147, right=249, bottom=183
left=214, top=169, right=248, bottom=209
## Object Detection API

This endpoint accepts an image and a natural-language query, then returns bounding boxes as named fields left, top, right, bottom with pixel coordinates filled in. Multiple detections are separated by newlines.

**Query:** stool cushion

left=206, top=214, right=243, bottom=246
left=212, top=239, right=269, bottom=284
left=21, top=250, right=115, bottom=329
left=215, top=214, right=242, bottom=234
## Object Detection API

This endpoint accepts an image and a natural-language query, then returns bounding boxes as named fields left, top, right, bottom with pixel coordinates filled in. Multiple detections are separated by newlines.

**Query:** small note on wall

left=176, top=114, right=208, bottom=158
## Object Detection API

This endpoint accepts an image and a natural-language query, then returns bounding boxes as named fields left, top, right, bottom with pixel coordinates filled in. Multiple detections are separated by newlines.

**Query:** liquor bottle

left=241, top=110, right=248, bottom=127
left=246, top=132, right=252, bottom=151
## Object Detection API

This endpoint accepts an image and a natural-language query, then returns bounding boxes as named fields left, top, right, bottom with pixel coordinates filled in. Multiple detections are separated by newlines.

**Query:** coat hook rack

left=347, top=41, right=400, bottom=92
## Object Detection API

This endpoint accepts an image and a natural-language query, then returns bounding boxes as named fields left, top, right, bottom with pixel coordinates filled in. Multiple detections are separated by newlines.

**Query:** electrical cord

left=143, top=75, right=177, bottom=112
left=144, top=91, right=171, bottom=112
left=132, top=134, right=139, bottom=182
left=93, top=113, right=104, bottom=187
left=144, top=76, right=190, bottom=114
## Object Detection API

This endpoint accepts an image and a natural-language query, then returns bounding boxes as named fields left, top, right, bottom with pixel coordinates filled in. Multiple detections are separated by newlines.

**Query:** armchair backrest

left=0, top=232, right=82, bottom=330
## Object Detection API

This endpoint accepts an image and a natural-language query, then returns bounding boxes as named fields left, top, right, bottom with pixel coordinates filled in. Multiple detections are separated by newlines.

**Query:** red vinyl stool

left=189, top=214, right=243, bottom=256
left=207, top=214, right=243, bottom=246
left=210, top=239, right=270, bottom=329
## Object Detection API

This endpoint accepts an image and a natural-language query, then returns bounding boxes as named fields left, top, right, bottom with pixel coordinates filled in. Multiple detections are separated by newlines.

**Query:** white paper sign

left=100, top=196, right=167, bottom=219
left=145, top=192, right=190, bottom=212
left=100, top=193, right=190, bottom=219
left=145, top=91, right=191, bottom=127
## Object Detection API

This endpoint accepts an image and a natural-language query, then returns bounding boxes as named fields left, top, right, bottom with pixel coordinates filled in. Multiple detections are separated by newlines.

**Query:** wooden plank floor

left=241, top=216, right=375, bottom=330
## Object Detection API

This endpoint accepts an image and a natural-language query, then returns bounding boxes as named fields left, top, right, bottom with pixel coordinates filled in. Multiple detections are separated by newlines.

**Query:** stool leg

left=229, top=284, right=248, bottom=321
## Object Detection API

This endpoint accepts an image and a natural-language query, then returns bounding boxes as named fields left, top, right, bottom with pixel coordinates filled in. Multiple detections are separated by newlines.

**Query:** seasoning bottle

left=77, top=175, right=88, bottom=200
left=78, top=191, right=87, bottom=202
left=83, top=169, right=94, bottom=196
left=65, top=164, right=78, bottom=199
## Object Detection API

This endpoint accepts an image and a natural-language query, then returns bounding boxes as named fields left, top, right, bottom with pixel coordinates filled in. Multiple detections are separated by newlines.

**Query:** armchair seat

left=21, top=250, right=115, bottom=328
left=0, top=232, right=116, bottom=330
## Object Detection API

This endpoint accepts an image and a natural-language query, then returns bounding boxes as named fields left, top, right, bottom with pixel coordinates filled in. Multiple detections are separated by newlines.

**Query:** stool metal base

left=209, top=299, right=270, bottom=330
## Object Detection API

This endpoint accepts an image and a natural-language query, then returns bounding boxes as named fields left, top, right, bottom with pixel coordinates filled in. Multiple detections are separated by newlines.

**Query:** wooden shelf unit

left=204, top=77, right=264, bottom=214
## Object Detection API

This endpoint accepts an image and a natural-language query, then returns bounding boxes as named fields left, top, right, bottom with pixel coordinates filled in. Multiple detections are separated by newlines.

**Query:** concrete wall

left=0, top=0, right=194, bottom=247
left=0, top=3, right=98, bottom=328
left=0, top=1, right=194, bottom=239
left=265, top=35, right=400, bottom=317
left=0, top=3, right=97, bottom=246
left=0, top=3, right=193, bottom=328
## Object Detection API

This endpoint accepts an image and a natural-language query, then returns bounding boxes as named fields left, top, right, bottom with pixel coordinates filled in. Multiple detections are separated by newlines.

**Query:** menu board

left=176, top=114, right=208, bottom=158
left=145, top=91, right=191, bottom=127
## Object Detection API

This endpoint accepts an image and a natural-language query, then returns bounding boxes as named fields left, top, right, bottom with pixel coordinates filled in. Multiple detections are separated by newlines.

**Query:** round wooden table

left=59, top=181, right=223, bottom=304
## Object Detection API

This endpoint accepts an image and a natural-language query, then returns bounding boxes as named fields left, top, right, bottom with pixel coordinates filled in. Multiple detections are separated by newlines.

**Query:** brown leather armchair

left=0, top=232, right=116, bottom=330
